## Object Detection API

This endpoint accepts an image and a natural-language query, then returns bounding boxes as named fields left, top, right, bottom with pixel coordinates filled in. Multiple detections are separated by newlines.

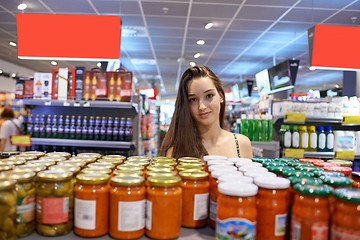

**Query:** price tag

left=83, top=102, right=90, bottom=107
left=9, top=135, right=32, bottom=146
left=284, top=148, right=304, bottom=159
left=74, top=102, right=81, bottom=107
left=335, top=151, right=355, bottom=160
left=63, top=101, right=70, bottom=106
left=45, top=101, right=51, bottom=106
left=342, top=116, right=360, bottom=125
left=284, top=113, right=306, bottom=124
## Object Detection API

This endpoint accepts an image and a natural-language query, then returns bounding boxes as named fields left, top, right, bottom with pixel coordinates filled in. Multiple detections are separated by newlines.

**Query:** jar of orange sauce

left=291, top=184, right=333, bottom=240
left=331, top=188, right=360, bottom=239
left=216, top=182, right=258, bottom=239
left=179, top=171, right=209, bottom=228
left=352, top=172, right=360, bottom=188
left=254, top=177, right=290, bottom=239
left=109, top=176, right=146, bottom=239
left=74, top=173, right=110, bottom=237
left=146, top=176, right=182, bottom=239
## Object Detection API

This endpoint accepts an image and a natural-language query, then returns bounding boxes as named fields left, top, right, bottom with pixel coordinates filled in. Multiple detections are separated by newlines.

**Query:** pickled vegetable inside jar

left=74, top=173, right=110, bottom=237
left=110, top=176, right=146, bottom=239
left=179, top=171, right=209, bottom=228
left=0, top=180, right=17, bottom=240
left=146, top=176, right=182, bottom=239
left=36, top=170, right=73, bottom=236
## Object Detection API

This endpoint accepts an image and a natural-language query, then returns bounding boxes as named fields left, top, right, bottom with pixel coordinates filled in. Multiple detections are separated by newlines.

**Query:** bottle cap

left=236, top=119, right=241, bottom=123
left=241, top=114, right=247, bottom=119
left=218, top=182, right=258, bottom=197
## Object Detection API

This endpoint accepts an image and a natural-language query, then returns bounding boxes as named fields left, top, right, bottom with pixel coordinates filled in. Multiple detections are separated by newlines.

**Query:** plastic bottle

left=283, top=125, right=292, bottom=149
left=291, top=125, right=299, bottom=149
left=241, top=114, right=247, bottom=137
left=267, top=114, right=273, bottom=142
left=254, top=114, right=260, bottom=141
left=279, top=125, right=287, bottom=149
left=308, top=126, right=317, bottom=152
left=298, top=126, right=308, bottom=150
left=317, top=126, right=326, bottom=152
left=260, top=114, right=267, bottom=142
left=247, top=114, right=254, bottom=141
left=236, top=119, right=241, bottom=134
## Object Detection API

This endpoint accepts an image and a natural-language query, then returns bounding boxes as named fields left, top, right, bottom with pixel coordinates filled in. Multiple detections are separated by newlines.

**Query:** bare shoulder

left=166, top=147, right=174, bottom=157
left=234, top=133, right=253, bottom=158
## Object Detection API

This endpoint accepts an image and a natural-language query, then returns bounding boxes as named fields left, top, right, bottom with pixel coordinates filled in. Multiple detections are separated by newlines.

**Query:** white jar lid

left=235, top=161, right=262, bottom=168
left=211, top=169, right=239, bottom=179
left=244, top=171, right=277, bottom=179
left=218, top=175, right=252, bottom=184
left=254, top=177, right=290, bottom=189
left=208, top=165, right=238, bottom=173
left=203, top=155, right=227, bottom=162
left=218, top=182, right=258, bottom=197
left=238, top=166, right=268, bottom=173
left=228, top=158, right=252, bottom=164
left=207, top=159, right=233, bottom=166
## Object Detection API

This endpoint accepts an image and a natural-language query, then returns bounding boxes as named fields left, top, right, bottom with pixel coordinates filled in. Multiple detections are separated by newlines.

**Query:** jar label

left=209, top=199, right=217, bottom=221
left=145, top=200, right=152, bottom=230
left=37, top=197, right=69, bottom=224
left=291, top=215, right=301, bottom=240
left=74, top=198, right=96, bottom=230
left=17, top=195, right=35, bottom=223
left=292, top=132, right=299, bottom=148
left=301, top=133, right=308, bottom=148
left=284, top=132, right=292, bottom=148
left=318, top=133, right=326, bottom=149
left=311, top=222, right=328, bottom=240
left=331, top=224, right=360, bottom=239
left=310, top=133, right=317, bottom=148
left=216, top=217, right=256, bottom=240
left=117, top=200, right=145, bottom=231
left=327, top=134, right=334, bottom=149
left=194, top=193, right=209, bottom=220
left=275, top=213, right=287, bottom=236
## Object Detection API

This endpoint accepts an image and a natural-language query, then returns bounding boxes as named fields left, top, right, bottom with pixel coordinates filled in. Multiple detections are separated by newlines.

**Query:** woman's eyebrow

left=188, top=89, right=215, bottom=97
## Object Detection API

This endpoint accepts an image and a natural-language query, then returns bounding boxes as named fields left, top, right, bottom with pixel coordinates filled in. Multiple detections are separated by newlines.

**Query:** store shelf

left=251, top=141, right=280, bottom=159
left=31, top=138, right=133, bottom=149
left=283, top=151, right=360, bottom=160
left=274, top=115, right=343, bottom=124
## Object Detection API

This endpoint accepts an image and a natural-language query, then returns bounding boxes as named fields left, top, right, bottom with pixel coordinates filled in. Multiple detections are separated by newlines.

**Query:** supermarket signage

left=140, top=88, right=157, bottom=100
left=342, top=116, right=360, bottom=125
left=17, top=14, right=121, bottom=61
left=284, top=113, right=306, bottom=124
left=335, top=151, right=355, bottom=160
left=9, top=135, right=32, bottom=147
left=308, top=25, right=360, bottom=71
left=284, top=148, right=304, bottom=159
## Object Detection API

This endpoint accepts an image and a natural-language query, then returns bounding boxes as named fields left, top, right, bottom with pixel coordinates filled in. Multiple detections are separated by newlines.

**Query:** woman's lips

left=199, top=112, right=210, bottom=118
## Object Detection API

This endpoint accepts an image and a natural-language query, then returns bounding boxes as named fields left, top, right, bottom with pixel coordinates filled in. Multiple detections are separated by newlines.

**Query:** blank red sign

left=17, top=14, right=121, bottom=60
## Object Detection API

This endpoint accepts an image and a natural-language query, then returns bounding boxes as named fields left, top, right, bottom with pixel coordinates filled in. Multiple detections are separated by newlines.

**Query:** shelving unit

left=31, top=138, right=133, bottom=149
left=251, top=141, right=280, bottom=158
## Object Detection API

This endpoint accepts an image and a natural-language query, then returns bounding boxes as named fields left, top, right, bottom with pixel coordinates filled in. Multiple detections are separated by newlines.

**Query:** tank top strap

left=233, top=134, right=241, bottom=158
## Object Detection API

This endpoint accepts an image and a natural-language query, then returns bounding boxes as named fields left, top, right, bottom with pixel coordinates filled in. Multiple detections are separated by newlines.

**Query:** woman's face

left=187, top=77, right=223, bottom=128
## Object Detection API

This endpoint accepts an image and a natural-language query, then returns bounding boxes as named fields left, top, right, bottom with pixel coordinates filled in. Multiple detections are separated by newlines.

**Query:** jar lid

left=321, top=176, right=353, bottom=187
left=313, top=162, right=340, bottom=168
left=81, top=167, right=112, bottom=175
left=208, top=165, right=237, bottom=173
left=203, top=155, right=227, bottom=162
left=124, top=160, right=150, bottom=167
left=323, top=166, right=352, bottom=175
left=102, top=155, right=126, bottom=160
left=69, top=156, right=97, bottom=164
left=352, top=171, right=360, bottom=179
left=176, top=165, right=202, bottom=172
left=217, top=175, right=252, bottom=184
left=327, top=160, right=353, bottom=167
left=0, top=164, right=14, bottom=171
left=235, top=161, right=262, bottom=168
left=228, top=158, right=252, bottom=164
left=239, top=166, right=269, bottom=173
left=148, top=176, right=181, bottom=187
left=0, top=151, right=19, bottom=158
left=287, top=162, right=313, bottom=168
left=299, top=158, right=324, bottom=164
left=37, top=170, right=73, bottom=181
left=254, top=177, right=290, bottom=189
left=250, top=158, right=267, bottom=163
left=179, top=171, right=208, bottom=180
left=147, top=171, right=177, bottom=178
left=97, top=158, right=124, bottom=165
left=15, top=165, right=46, bottom=172
left=46, top=152, right=71, bottom=159
left=262, top=162, right=287, bottom=167
left=76, top=173, right=110, bottom=184
left=111, top=176, right=145, bottom=186
left=288, top=177, right=323, bottom=186
left=293, top=184, right=333, bottom=196
left=212, top=169, right=241, bottom=179
left=244, top=171, right=277, bottom=179
left=178, top=157, right=202, bottom=163
left=273, top=158, right=298, bottom=163
left=88, top=162, right=116, bottom=169
left=0, top=180, right=15, bottom=190
left=48, top=165, right=81, bottom=174
left=77, top=153, right=101, bottom=159
left=113, top=170, right=144, bottom=177
left=282, top=170, right=315, bottom=178
left=295, top=165, right=324, bottom=172
left=127, top=156, right=150, bottom=161
left=178, top=162, right=204, bottom=168
left=267, top=166, right=294, bottom=174
left=319, top=170, right=345, bottom=178
left=58, top=160, right=86, bottom=168
left=207, top=160, right=233, bottom=166
left=333, top=188, right=360, bottom=203
left=39, top=156, right=67, bottom=162
left=21, top=151, right=45, bottom=157
left=252, top=157, right=272, bottom=162
left=152, top=156, right=176, bottom=162
left=117, top=165, right=144, bottom=171
left=26, top=160, right=55, bottom=167
left=1, top=159, right=26, bottom=165
left=148, top=166, right=174, bottom=172
left=0, top=171, right=35, bottom=182
left=218, top=182, right=258, bottom=197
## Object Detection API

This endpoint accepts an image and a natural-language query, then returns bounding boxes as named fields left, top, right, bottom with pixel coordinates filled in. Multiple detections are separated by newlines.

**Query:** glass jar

left=110, top=176, right=146, bottom=239
left=36, top=170, right=73, bottom=236
left=291, top=184, right=332, bottom=240
left=74, top=173, right=110, bottom=237
left=0, top=171, right=36, bottom=237
left=331, top=188, right=360, bottom=239
left=254, top=177, right=290, bottom=239
left=179, top=171, right=209, bottom=228
left=352, top=172, right=360, bottom=188
left=0, top=180, right=17, bottom=240
left=46, top=152, right=71, bottom=159
left=146, top=176, right=182, bottom=239
left=216, top=182, right=258, bottom=240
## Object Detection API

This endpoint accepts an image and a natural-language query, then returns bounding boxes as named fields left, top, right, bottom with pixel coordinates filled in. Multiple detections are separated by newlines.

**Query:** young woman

left=0, top=106, right=23, bottom=152
left=159, top=66, right=252, bottom=159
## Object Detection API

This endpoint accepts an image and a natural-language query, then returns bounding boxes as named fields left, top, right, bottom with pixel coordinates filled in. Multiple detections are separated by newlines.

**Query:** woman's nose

left=198, top=99, right=207, bottom=110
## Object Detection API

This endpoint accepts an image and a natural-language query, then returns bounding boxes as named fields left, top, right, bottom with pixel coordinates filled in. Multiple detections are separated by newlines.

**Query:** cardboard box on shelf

left=23, top=79, right=34, bottom=98
left=52, top=68, right=76, bottom=100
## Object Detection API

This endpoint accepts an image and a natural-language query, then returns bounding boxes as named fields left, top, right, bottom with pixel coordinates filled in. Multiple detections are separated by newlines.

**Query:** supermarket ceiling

left=0, top=0, right=360, bottom=95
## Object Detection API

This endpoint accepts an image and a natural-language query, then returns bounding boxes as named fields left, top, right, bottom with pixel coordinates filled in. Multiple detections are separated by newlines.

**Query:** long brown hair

left=159, top=66, right=226, bottom=159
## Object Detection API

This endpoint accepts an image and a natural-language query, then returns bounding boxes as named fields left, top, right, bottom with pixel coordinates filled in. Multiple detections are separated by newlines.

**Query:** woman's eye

left=207, top=94, right=214, bottom=99
left=189, top=98, right=196, bottom=102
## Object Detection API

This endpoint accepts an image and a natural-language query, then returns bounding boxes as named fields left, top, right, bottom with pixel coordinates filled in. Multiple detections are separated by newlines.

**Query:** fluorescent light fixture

left=97, top=62, right=102, bottom=67
left=190, top=62, right=196, bottom=67
left=309, top=66, right=316, bottom=71
left=197, top=40, right=205, bottom=45
left=205, top=22, right=214, bottom=29
left=335, top=84, right=340, bottom=88
left=50, top=61, right=57, bottom=66
left=253, top=87, right=258, bottom=90
left=9, top=41, right=17, bottom=47
left=18, top=56, right=118, bottom=61
left=12, top=73, right=16, bottom=78
left=194, top=53, right=200, bottom=59
left=131, top=59, right=157, bottom=65
left=17, top=3, right=27, bottom=10
left=0, top=70, right=3, bottom=74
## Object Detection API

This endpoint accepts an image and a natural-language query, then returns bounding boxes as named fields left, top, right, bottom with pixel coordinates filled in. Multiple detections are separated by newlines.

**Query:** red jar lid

left=314, top=162, right=340, bottom=168
left=299, top=158, right=324, bottom=164
left=323, top=166, right=352, bottom=175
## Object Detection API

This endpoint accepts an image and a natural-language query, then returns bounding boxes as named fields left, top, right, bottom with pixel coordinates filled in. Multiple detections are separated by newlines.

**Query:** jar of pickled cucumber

left=0, top=180, right=17, bottom=240
left=36, top=170, right=73, bottom=236
left=0, top=171, right=36, bottom=237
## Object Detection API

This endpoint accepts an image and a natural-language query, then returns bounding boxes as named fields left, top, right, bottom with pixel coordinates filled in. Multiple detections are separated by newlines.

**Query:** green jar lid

left=319, top=171, right=345, bottom=178
left=252, top=157, right=272, bottom=163
left=287, top=162, right=313, bottom=168
left=333, top=188, right=360, bottom=203
left=288, top=176, right=323, bottom=186
left=293, top=183, right=333, bottom=197
left=274, top=158, right=298, bottom=163
left=321, top=176, right=353, bottom=187
left=267, top=166, right=294, bottom=174
left=282, top=170, right=315, bottom=178
left=263, top=162, right=287, bottom=167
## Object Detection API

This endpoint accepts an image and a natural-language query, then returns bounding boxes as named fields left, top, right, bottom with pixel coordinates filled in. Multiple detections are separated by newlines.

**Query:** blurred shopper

left=0, top=106, right=23, bottom=151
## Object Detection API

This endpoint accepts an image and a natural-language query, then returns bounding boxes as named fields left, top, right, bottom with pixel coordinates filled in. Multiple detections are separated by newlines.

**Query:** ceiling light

left=12, top=73, right=17, bottom=78
left=194, top=53, right=200, bottom=59
left=190, top=62, right=196, bottom=67
left=50, top=61, right=57, bottom=66
left=197, top=40, right=205, bottom=45
left=97, top=62, right=102, bottom=67
left=253, top=87, right=258, bottom=91
left=0, top=70, right=3, bottom=74
left=335, top=84, right=340, bottom=88
left=309, top=66, right=316, bottom=71
left=9, top=41, right=17, bottom=47
left=205, top=22, right=214, bottom=29
left=17, top=3, right=27, bottom=10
